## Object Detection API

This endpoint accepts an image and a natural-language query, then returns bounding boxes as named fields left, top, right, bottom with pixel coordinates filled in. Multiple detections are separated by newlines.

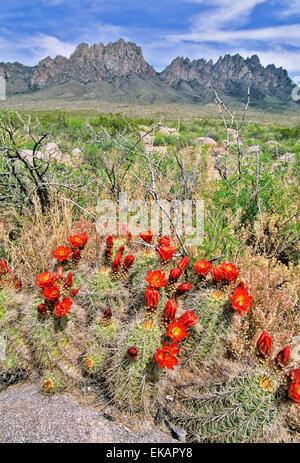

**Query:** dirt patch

left=0, top=383, right=176, bottom=443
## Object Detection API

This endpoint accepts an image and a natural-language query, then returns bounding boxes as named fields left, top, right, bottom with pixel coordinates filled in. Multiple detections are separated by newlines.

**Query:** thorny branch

left=209, top=81, right=251, bottom=177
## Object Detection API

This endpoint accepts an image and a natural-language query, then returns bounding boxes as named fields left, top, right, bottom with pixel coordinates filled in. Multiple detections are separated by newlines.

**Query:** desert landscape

left=0, top=0, right=299, bottom=446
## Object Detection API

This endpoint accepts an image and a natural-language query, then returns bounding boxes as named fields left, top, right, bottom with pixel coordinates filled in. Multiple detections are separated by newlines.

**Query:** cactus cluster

left=0, top=229, right=299, bottom=442
left=171, top=367, right=279, bottom=443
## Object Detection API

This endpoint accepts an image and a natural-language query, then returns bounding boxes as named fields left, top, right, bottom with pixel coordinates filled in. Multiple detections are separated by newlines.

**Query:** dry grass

left=0, top=193, right=95, bottom=287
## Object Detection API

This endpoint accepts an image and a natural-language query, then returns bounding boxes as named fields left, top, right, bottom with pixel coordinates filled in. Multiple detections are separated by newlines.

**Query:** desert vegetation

left=0, top=100, right=299, bottom=443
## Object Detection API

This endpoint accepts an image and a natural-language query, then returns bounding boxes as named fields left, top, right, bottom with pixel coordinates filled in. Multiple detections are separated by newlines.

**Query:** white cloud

left=0, top=24, right=128, bottom=66
left=166, top=23, right=300, bottom=47
left=234, top=47, right=300, bottom=73
left=144, top=38, right=300, bottom=74
left=277, top=0, right=300, bottom=17
left=0, top=33, right=76, bottom=65
left=78, top=22, right=129, bottom=45
left=186, top=0, right=266, bottom=31
left=156, top=0, right=300, bottom=75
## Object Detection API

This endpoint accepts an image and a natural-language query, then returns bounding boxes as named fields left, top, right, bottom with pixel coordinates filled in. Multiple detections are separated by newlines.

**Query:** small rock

left=246, top=145, right=262, bottom=154
left=195, top=136, right=217, bottom=147
left=165, top=420, right=186, bottom=443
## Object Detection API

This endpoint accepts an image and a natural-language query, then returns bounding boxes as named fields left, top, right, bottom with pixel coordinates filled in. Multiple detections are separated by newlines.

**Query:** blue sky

left=0, top=0, right=300, bottom=78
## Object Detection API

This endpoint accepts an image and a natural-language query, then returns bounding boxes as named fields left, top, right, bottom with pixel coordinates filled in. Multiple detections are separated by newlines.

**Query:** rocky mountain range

left=0, top=38, right=297, bottom=108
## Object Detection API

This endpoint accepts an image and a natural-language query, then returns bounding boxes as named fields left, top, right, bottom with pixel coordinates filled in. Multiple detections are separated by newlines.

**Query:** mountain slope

left=0, top=39, right=298, bottom=108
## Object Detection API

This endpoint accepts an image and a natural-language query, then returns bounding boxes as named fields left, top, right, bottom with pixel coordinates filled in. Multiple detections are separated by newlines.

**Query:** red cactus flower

left=219, top=262, right=239, bottom=282
left=163, top=299, right=177, bottom=320
left=169, top=267, right=181, bottom=283
left=193, top=259, right=213, bottom=277
left=228, top=281, right=252, bottom=316
left=0, top=260, right=9, bottom=273
left=53, top=297, right=72, bottom=318
left=275, top=346, right=291, bottom=368
left=178, top=256, right=189, bottom=271
left=257, top=332, right=272, bottom=357
left=145, top=288, right=159, bottom=308
left=288, top=381, right=300, bottom=405
left=157, top=246, right=175, bottom=262
left=43, top=285, right=60, bottom=302
left=106, top=235, right=114, bottom=247
left=63, top=272, right=73, bottom=288
left=176, top=282, right=192, bottom=295
left=111, top=253, right=122, bottom=272
left=56, top=266, right=63, bottom=280
left=145, top=270, right=167, bottom=288
left=159, top=236, right=170, bottom=247
left=140, top=230, right=153, bottom=243
left=70, top=289, right=79, bottom=297
left=289, top=367, right=300, bottom=383
left=127, top=347, right=138, bottom=360
left=52, top=246, right=72, bottom=263
left=155, top=342, right=180, bottom=370
left=211, top=266, right=224, bottom=282
left=35, top=272, right=56, bottom=288
left=37, top=303, right=47, bottom=314
left=14, top=280, right=22, bottom=290
left=123, top=254, right=135, bottom=270
left=177, top=310, right=198, bottom=327
left=68, top=233, right=88, bottom=249
left=166, top=320, right=189, bottom=342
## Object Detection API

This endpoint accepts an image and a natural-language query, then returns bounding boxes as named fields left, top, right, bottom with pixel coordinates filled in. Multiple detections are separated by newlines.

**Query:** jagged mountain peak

left=0, top=38, right=297, bottom=108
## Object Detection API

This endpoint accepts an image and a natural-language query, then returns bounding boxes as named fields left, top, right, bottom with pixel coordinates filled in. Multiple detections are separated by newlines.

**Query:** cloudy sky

left=1, top=0, right=300, bottom=77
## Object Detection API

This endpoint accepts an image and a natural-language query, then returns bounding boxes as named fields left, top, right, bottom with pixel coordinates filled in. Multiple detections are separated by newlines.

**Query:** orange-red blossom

left=52, top=246, right=72, bottom=263
left=193, top=259, right=212, bottom=277
left=166, top=320, right=189, bottom=342
left=43, top=285, right=60, bottom=302
left=145, top=270, right=167, bottom=288
left=140, top=230, right=153, bottom=243
left=288, top=381, right=300, bottom=405
left=35, top=272, right=56, bottom=288
left=68, top=233, right=88, bottom=249
left=228, top=281, right=252, bottom=316
left=155, top=342, right=180, bottom=370
left=287, top=368, right=300, bottom=404
left=53, top=297, right=72, bottom=318
left=157, top=246, right=175, bottom=262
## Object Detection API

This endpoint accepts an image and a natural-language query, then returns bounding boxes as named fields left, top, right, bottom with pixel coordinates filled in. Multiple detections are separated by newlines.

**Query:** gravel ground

left=0, top=383, right=176, bottom=443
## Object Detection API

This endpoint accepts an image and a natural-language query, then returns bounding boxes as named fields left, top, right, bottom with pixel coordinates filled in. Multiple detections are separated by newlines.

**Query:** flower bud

left=176, top=282, right=192, bottom=295
left=257, top=332, right=272, bottom=357
left=275, top=346, right=290, bottom=367
left=169, top=267, right=181, bottom=283
left=123, top=254, right=135, bottom=270
left=177, top=310, right=198, bottom=327
left=178, top=256, right=189, bottom=271
left=127, top=347, right=139, bottom=361
left=106, top=235, right=114, bottom=247
left=145, top=288, right=159, bottom=308
left=163, top=300, right=177, bottom=320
